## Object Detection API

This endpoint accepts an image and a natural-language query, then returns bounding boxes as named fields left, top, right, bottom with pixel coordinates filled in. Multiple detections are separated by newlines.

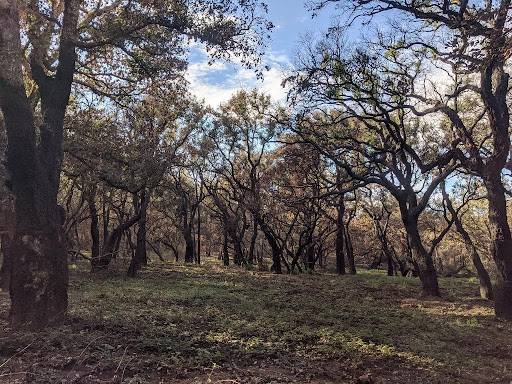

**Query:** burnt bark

left=257, top=218, right=282, bottom=274
left=248, top=220, right=258, bottom=265
left=403, top=215, right=440, bottom=296
left=484, top=174, right=512, bottom=312
left=86, top=185, right=100, bottom=264
left=183, top=226, right=195, bottom=263
left=345, top=221, right=356, bottom=275
left=0, top=0, right=80, bottom=328
left=335, top=193, right=346, bottom=275
left=441, top=184, right=493, bottom=300
left=91, top=210, right=141, bottom=272
left=222, top=226, right=230, bottom=266
left=128, top=190, right=149, bottom=277
left=0, top=233, right=11, bottom=290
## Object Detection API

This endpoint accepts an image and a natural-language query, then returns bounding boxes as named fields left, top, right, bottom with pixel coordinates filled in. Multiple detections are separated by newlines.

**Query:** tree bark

left=387, top=251, right=395, bottom=276
left=405, top=220, right=440, bottom=296
left=86, top=185, right=100, bottom=265
left=345, top=222, right=356, bottom=275
left=183, top=225, right=195, bottom=263
left=484, top=174, right=512, bottom=313
left=222, top=226, right=230, bottom=266
left=0, top=0, right=79, bottom=328
left=91, top=210, right=141, bottom=272
left=335, top=194, right=346, bottom=275
left=0, top=233, right=11, bottom=290
left=128, top=190, right=149, bottom=277
left=441, top=184, right=493, bottom=299
left=257, top=218, right=282, bottom=274
left=248, top=221, right=258, bottom=265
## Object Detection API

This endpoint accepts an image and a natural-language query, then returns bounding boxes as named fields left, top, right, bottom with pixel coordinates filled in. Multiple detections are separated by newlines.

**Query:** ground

left=0, top=261, right=511, bottom=383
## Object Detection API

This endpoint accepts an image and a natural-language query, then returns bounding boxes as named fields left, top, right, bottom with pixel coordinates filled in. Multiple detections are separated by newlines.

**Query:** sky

left=186, top=0, right=338, bottom=108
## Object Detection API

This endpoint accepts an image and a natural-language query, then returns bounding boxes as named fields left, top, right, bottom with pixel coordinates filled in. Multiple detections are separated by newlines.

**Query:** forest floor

left=0, top=261, right=511, bottom=384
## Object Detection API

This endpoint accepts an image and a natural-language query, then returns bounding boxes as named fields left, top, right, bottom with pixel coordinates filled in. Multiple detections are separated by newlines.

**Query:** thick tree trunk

left=399, top=203, right=439, bottom=295
left=0, top=234, right=11, bottom=290
left=232, top=238, right=244, bottom=266
left=484, top=174, right=512, bottom=315
left=0, top=0, right=79, bottom=328
left=257, top=218, right=281, bottom=274
left=305, top=242, right=315, bottom=272
left=387, top=252, right=394, bottom=276
left=183, top=226, right=195, bottom=263
left=128, top=190, right=149, bottom=277
left=407, top=227, right=440, bottom=296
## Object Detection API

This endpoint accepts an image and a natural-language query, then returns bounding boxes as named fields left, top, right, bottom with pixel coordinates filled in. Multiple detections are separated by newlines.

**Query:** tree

left=309, top=0, right=512, bottom=319
left=0, top=0, right=270, bottom=327
left=287, top=33, right=459, bottom=295
left=441, top=180, right=494, bottom=300
left=204, top=90, right=286, bottom=272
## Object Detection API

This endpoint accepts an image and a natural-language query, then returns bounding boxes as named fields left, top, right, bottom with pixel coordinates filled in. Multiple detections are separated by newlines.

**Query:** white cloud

left=186, top=47, right=290, bottom=108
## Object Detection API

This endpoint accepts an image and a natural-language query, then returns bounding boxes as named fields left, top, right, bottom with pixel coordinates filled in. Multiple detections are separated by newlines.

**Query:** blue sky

left=186, top=0, right=338, bottom=107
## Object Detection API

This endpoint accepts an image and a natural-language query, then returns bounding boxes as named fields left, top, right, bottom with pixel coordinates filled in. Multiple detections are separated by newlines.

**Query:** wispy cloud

left=186, top=47, right=291, bottom=108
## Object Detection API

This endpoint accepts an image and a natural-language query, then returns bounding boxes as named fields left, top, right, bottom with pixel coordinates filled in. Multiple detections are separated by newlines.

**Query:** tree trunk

left=305, top=242, right=315, bottom=271
left=484, top=174, right=512, bottom=315
left=183, top=226, right=195, bottom=263
left=248, top=221, right=258, bottom=265
left=86, top=185, right=100, bottom=265
left=0, top=0, right=79, bottom=328
left=196, top=200, right=201, bottom=265
left=257, top=218, right=281, bottom=274
left=335, top=194, right=346, bottom=275
left=407, top=225, right=440, bottom=296
left=222, top=227, right=229, bottom=266
left=0, top=233, right=11, bottom=290
left=345, top=222, right=356, bottom=275
left=128, top=190, right=149, bottom=277
left=397, top=198, right=440, bottom=296
left=387, top=251, right=395, bottom=276
left=232, top=238, right=244, bottom=266
left=442, top=184, right=493, bottom=300
left=91, top=211, right=141, bottom=272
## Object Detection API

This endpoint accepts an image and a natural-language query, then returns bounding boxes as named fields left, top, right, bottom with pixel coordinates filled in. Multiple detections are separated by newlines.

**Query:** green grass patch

left=0, top=263, right=511, bottom=383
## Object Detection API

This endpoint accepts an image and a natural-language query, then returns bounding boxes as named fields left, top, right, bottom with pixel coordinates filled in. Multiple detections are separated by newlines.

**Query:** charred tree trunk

left=403, top=216, right=440, bottom=296
left=335, top=194, right=346, bottom=275
left=484, top=174, right=511, bottom=310
left=91, top=211, right=141, bottom=272
left=257, top=218, right=282, bottom=274
left=345, top=222, right=356, bottom=275
left=183, top=225, right=195, bottom=263
left=222, top=226, right=229, bottom=266
left=0, top=0, right=80, bottom=328
left=232, top=238, right=244, bottom=266
left=305, top=244, right=315, bottom=272
left=196, top=200, right=201, bottom=265
left=128, top=190, right=149, bottom=277
left=387, top=252, right=395, bottom=276
left=442, top=184, right=493, bottom=300
left=248, top=221, right=258, bottom=265
left=86, top=185, right=100, bottom=265
left=0, top=234, right=11, bottom=290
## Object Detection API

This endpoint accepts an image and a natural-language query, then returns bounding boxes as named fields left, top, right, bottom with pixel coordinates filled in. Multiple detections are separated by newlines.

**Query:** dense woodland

left=0, top=1, right=512, bottom=380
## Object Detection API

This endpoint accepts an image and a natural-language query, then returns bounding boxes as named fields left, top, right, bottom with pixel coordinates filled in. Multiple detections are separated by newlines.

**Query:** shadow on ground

left=0, top=262, right=511, bottom=383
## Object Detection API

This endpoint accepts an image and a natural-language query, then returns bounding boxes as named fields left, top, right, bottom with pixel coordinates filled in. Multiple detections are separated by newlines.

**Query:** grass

left=0, top=261, right=511, bottom=383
